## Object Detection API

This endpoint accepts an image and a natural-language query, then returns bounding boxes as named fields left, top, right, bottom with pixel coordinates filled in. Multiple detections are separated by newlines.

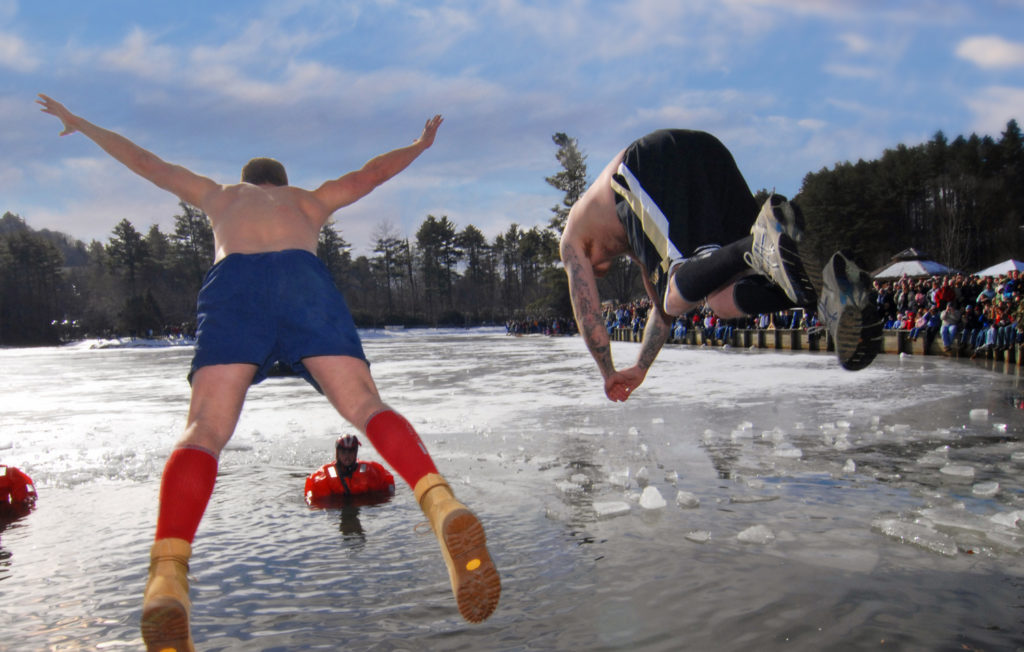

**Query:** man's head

left=335, top=434, right=360, bottom=472
left=241, top=157, right=288, bottom=186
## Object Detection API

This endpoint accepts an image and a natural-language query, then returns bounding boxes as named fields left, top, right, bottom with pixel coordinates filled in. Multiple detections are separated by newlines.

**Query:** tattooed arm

left=560, top=237, right=617, bottom=383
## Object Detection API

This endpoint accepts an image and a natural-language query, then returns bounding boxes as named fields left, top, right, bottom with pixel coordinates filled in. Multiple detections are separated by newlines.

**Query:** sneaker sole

left=831, top=261, right=883, bottom=371
left=141, top=598, right=194, bottom=652
left=440, top=508, right=501, bottom=623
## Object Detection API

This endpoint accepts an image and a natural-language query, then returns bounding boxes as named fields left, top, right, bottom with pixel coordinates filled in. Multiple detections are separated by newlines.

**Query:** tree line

left=2, top=121, right=1022, bottom=346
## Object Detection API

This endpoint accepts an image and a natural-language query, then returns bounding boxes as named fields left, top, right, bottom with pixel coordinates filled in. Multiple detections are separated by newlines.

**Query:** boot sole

left=141, top=597, right=194, bottom=652
left=440, top=508, right=501, bottom=623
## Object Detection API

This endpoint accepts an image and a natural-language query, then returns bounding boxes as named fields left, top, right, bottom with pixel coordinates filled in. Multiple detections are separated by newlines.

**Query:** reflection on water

left=0, top=331, right=1023, bottom=650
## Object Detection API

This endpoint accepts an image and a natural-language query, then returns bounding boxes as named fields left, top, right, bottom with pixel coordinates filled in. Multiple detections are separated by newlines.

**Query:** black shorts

left=612, top=129, right=758, bottom=298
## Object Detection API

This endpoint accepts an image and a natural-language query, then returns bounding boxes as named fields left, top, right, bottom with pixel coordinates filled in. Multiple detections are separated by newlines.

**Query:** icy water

left=1, top=329, right=1023, bottom=651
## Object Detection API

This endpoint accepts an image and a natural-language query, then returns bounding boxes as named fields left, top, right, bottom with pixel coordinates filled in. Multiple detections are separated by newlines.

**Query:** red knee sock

left=154, top=446, right=218, bottom=543
left=364, top=410, right=438, bottom=487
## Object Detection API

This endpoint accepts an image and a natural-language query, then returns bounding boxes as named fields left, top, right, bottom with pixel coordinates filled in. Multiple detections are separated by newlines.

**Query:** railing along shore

left=607, top=327, right=1023, bottom=374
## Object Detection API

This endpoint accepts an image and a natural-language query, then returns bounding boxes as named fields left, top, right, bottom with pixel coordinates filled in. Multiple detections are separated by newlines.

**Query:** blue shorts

left=189, top=249, right=366, bottom=389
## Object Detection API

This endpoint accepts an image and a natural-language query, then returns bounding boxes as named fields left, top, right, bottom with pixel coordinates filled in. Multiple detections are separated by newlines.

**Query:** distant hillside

left=1, top=211, right=90, bottom=267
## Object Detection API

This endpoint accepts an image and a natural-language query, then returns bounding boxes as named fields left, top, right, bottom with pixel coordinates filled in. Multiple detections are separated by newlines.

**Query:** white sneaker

left=818, top=251, right=882, bottom=371
left=744, top=194, right=815, bottom=306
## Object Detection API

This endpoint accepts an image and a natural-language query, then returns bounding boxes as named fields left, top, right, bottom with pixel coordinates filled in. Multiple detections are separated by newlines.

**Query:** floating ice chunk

left=570, top=473, right=590, bottom=486
left=916, top=454, right=947, bottom=469
left=1012, top=451, right=1024, bottom=465
left=969, top=408, right=989, bottom=421
left=871, top=519, right=958, bottom=557
left=729, top=494, right=779, bottom=504
left=635, top=466, right=650, bottom=485
left=737, top=421, right=753, bottom=430
left=774, top=444, right=803, bottom=459
left=843, top=459, right=856, bottom=473
left=990, top=510, right=1024, bottom=529
left=555, top=481, right=584, bottom=494
left=608, top=472, right=631, bottom=489
left=890, top=424, right=911, bottom=434
left=737, top=524, right=775, bottom=544
left=628, top=426, right=640, bottom=436
left=917, top=507, right=1024, bottom=553
left=664, top=470, right=679, bottom=484
left=675, top=491, right=700, bottom=508
left=685, top=530, right=711, bottom=543
left=836, top=420, right=851, bottom=430
left=972, top=482, right=1000, bottom=497
left=993, top=423, right=1007, bottom=433
left=639, top=486, right=667, bottom=509
left=651, top=417, right=664, bottom=424
left=593, top=501, right=631, bottom=519
left=939, top=464, right=975, bottom=481
left=984, top=530, right=1024, bottom=554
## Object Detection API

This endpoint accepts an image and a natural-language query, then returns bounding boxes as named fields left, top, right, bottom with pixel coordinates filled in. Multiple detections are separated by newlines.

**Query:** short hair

left=241, top=157, right=288, bottom=186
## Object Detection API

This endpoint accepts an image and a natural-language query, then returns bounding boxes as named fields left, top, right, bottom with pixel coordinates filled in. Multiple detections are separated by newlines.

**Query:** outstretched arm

left=37, top=94, right=219, bottom=208
left=313, top=115, right=443, bottom=213
left=560, top=233, right=621, bottom=399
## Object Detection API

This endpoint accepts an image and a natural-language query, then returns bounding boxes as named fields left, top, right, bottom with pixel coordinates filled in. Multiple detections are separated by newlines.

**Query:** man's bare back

left=200, top=184, right=331, bottom=262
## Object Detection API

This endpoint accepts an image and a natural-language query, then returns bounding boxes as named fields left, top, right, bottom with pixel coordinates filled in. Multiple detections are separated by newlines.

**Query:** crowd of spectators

left=505, top=316, right=577, bottom=336
left=875, top=270, right=1022, bottom=357
left=596, top=269, right=1023, bottom=358
left=602, top=297, right=822, bottom=347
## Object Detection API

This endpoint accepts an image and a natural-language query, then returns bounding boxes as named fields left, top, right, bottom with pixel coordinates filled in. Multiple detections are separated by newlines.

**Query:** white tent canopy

left=973, top=259, right=1024, bottom=277
left=872, top=259, right=956, bottom=280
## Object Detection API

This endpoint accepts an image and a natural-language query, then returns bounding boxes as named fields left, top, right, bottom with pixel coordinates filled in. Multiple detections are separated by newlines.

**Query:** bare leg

left=301, top=355, right=385, bottom=430
left=179, top=363, right=257, bottom=453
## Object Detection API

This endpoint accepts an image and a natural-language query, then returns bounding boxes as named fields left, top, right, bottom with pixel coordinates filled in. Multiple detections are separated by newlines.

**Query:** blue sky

left=4, top=0, right=1024, bottom=256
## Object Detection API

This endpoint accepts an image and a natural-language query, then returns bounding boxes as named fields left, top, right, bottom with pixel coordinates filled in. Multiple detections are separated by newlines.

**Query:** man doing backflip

left=38, top=94, right=500, bottom=651
left=560, top=129, right=881, bottom=402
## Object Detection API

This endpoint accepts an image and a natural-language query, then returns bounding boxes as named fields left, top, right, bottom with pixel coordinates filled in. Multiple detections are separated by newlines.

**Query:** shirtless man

left=560, top=129, right=880, bottom=402
left=38, top=94, right=500, bottom=651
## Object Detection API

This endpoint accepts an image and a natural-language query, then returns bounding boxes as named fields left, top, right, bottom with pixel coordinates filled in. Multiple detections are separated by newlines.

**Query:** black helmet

left=335, top=434, right=361, bottom=451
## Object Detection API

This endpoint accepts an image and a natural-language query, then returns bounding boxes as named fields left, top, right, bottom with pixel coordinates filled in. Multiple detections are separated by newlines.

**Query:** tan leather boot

left=414, top=473, right=500, bottom=623
left=141, top=538, right=194, bottom=652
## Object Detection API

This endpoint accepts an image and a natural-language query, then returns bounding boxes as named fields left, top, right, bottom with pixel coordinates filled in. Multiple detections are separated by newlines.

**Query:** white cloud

left=823, top=63, right=880, bottom=80
left=839, top=33, right=873, bottom=54
left=964, top=85, right=1024, bottom=135
left=23, top=156, right=184, bottom=243
left=0, top=30, right=40, bottom=72
left=98, top=26, right=179, bottom=79
left=956, top=35, right=1024, bottom=69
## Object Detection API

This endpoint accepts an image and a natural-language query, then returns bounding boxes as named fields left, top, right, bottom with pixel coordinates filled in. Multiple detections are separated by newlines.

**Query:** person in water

left=38, top=94, right=500, bottom=651
left=305, top=435, right=396, bottom=504
left=0, top=464, right=37, bottom=519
